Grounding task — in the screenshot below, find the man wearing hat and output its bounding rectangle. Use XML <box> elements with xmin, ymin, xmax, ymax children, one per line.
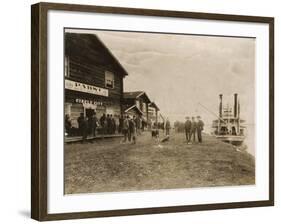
<box><xmin>190</xmin><ymin>117</ymin><xmax>197</xmax><ymax>142</ymax></box>
<box><xmin>184</xmin><ymin>116</ymin><xmax>192</xmax><ymax>143</ymax></box>
<box><xmin>197</xmin><ymin>116</ymin><xmax>204</xmax><ymax>143</ymax></box>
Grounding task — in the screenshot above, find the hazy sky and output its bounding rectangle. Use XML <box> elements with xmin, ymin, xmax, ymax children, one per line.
<box><xmin>66</xmin><ymin>29</ymin><xmax>256</xmax><ymax>128</ymax></box>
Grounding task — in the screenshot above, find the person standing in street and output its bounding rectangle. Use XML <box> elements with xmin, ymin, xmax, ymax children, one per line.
<box><xmin>87</xmin><ymin>114</ymin><xmax>93</xmax><ymax>136</ymax></box>
<box><xmin>92</xmin><ymin>112</ymin><xmax>98</xmax><ymax>137</ymax></box>
<box><xmin>190</xmin><ymin>117</ymin><xmax>197</xmax><ymax>143</ymax></box>
<box><xmin>100</xmin><ymin>113</ymin><xmax>106</xmax><ymax>135</ymax></box>
<box><xmin>106</xmin><ymin>114</ymin><xmax>111</xmax><ymax>134</ymax></box>
<box><xmin>165</xmin><ymin>118</ymin><xmax>171</xmax><ymax>136</ymax></box>
<box><xmin>184</xmin><ymin>116</ymin><xmax>192</xmax><ymax>143</ymax></box>
<box><xmin>122</xmin><ymin>115</ymin><xmax>129</xmax><ymax>142</ymax></box>
<box><xmin>197</xmin><ymin>116</ymin><xmax>204</xmax><ymax>143</ymax></box>
<box><xmin>65</xmin><ymin>114</ymin><xmax>72</xmax><ymax>136</ymax></box>
<box><xmin>77</xmin><ymin>113</ymin><xmax>85</xmax><ymax>136</ymax></box>
<box><xmin>129</xmin><ymin>116</ymin><xmax>136</xmax><ymax>144</ymax></box>
<box><xmin>81</xmin><ymin>116</ymin><xmax>88</xmax><ymax>143</ymax></box>
<box><xmin>119</xmin><ymin>115</ymin><xmax>123</xmax><ymax>134</ymax></box>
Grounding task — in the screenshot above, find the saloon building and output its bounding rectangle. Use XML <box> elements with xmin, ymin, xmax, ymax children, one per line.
<box><xmin>64</xmin><ymin>32</ymin><xmax>128</xmax><ymax>128</ymax></box>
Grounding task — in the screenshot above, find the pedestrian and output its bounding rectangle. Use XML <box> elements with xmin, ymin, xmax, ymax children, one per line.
<box><xmin>119</xmin><ymin>115</ymin><xmax>123</xmax><ymax>134</ymax></box>
<box><xmin>100</xmin><ymin>113</ymin><xmax>106</xmax><ymax>135</ymax></box>
<box><xmin>129</xmin><ymin>116</ymin><xmax>136</xmax><ymax>144</ymax></box>
<box><xmin>184</xmin><ymin>116</ymin><xmax>192</xmax><ymax>143</ymax></box>
<box><xmin>111</xmin><ymin>115</ymin><xmax>116</xmax><ymax>134</ymax></box>
<box><xmin>165</xmin><ymin>118</ymin><xmax>171</xmax><ymax>136</ymax></box>
<box><xmin>122</xmin><ymin>115</ymin><xmax>129</xmax><ymax>142</ymax></box>
<box><xmin>115</xmin><ymin>115</ymin><xmax>119</xmax><ymax>134</ymax></box>
<box><xmin>87</xmin><ymin>114</ymin><xmax>93</xmax><ymax>136</ymax></box>
<box><xmin>106</xmin><ymin>114</ymin><xmax>111</xmax><ymax>134</ymax></box>
<box><xmin>141</xmin><ymin>119</ymin><xmax>145</xmax><ymax>131</ymax></box>
<box><xmin>135</xmin><ymin>115</ymin><xmax>141</xmax><ymax>135</ymax></box>
<box><xmin>65</xmin><ymin>114</ymin><xmax>72</xmax><ymax>136</ymax></box>
<box><xmin>77</xmin><ymin>113</ymin><xmax>85</xmax><ymax>136</ymax></box>
<box><xmin>81</xmin><ymin>116</ymin><xmax>88</xmax><ymax>143</ymax></box>
<box><xmin>197</xmin><ymin>116</ymin><xmax>204</xmax><ymax>143</ymax></box>
<box><xmin>190</xmin><ymin>117</ymin><xmax>197</xmax><ymax>142</ymax></box>
<box><xmin>92</xmin><ymin>112</ymin><xmax>98</xmax><ymax>137</ymax></box>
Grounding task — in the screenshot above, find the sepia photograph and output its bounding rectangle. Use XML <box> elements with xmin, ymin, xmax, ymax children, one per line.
<box><xmin>63</xmin><ymin>28</ymin><xmax>256</xmax><ymax>195</ymax></box>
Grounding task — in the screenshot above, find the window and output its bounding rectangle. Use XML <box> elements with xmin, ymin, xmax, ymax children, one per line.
<box><xmin>105</xmin><ymin>71</ymin><xmax>114</xmax><ymax>89</ymax></box>
<box><xmin>64</xmin><ymin>56</ymin><xmax>70</xmax><ymax>77</ymax></box>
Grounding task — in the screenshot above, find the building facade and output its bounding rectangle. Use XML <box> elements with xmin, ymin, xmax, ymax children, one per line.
<box><xmin>64</xmin><ymin>32</ymin><xmax>128</xmax><ymax>129</ymax></box>
<box><xmin>123</xmin><ymin>91</ymin><xmax>151</xmax><ymax>122</ymax></box>
<box><xmin>123</xmin><ymin>91</ymin><xmax>161</xmax><ymax>129</ymax></box>
<box><xmin>148</xmin><ymin>102</ymin><xmax>159</xmax><ymax>125</ymax></box>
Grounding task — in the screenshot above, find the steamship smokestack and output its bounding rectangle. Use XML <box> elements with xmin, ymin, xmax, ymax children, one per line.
<box><xmin>219</xmin><ymin>94</ymin><xmax>223</xmax><ymax>118</ymax></box>
<box><xmin>234</xmin><ymin>93</ymin><xmax>238</xmax><ymax>118</ymax></box>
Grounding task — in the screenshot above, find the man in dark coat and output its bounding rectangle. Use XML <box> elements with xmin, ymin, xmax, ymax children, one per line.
<box><xmin>184</xmin><ymin>116</ymin><xmax>192</xmax><ymax>143</ymax></box>
<box><xmin>111</xmin><ymin>115</ymin><xmax>116</xmax><ymax>134</ymax></box>
<box><xmin>197</xmin><ymin>116</ymin><xmax>204</xmax><ymax>143</ymax></box>
<box><xmin>165</xmin><ymin>118</ymin><xmax>171</xmax><ymax>136</ymax></box>
<box><xmin>190</xmin><ymin>117</ymin><xmax>197</xmax><ymax>143</ymax></box>
<box><xmin>92</xmin><ymin>112</ymin><xmax>98</xmax><ymax>137</ymax></box>
<box><xmin>81</xmin><ymin>116</ymin><xmax>88</xmax><ymax>143</ymax></box>
<box><xmin>87</xmin><ymin>114</ymin><xmax>93</xmax><ymax>135</ymax></box>
<box><xmin>122</xmin><ymin>115</ymin><xmax>129</xmax><ymax>142</ymax></box>
<box><xmin>119</xmin><ymin>115</ymin><xmax>123</xmax><ymax>134</ymax></box>
<box><xmin>77</xmin><ymin>113</ymin><xmax>85</xmax><ymax>136</ymax></box>
<box><xmin>106</xmin><ymin>114</ymin><xmax>111</xmax><ymax>134</ymax></box>
<box><xmin>65</xmin><ymin>114</ymin><xmax>72</xmax><ymax>136</ymax></box>
<box><xmin>100</xmin><ymin>114</ymin><xmax>106</xmax><ymax>135</ymax></box>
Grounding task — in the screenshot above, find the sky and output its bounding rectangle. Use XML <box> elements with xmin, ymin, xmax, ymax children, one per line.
<box><xmin>66</xmin><ymin>29</ymin><xmax>256</xmax><ymax>130</ymax></box>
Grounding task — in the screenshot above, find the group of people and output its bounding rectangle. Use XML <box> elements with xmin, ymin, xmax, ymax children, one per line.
<box><xmin>65</xmin><ymin>112</ymin><xmax>122</xmax><ymax>141</ymax></box>
<box><xmin>184</xmin><ymin>116</ymin><xmax>204</xmax><ymax>143</ymax></box>
<box><xmin>65</xmin><ymin>112</ymin><xmax>205</xmax><ymax>144</ymax></box>
<box><xmin>65</xmin><ymin>112</ymin><xmax>146</xmax><ymax>143</ymax></box>
<box><xmin>121</xmin><ymin>115</ymin><xmax>142</xmax><ymax>144</ymax></box>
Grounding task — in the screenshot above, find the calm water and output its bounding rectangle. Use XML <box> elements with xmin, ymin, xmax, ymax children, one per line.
<box><xmin>205</xmin><ymin>124</ymin><xmax>255</xmax><ymax>157</ymax></box>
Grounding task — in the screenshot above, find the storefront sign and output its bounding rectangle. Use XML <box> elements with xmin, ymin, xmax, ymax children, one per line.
<box><xmin>75</xmin><ymin>98</ymin><xmax>103</xmax><ymax>106</ymax></box>
<box><xmin>65</xmin><ymin>79</ymin><xmax>108</xmax><ymax>97</ymax></box>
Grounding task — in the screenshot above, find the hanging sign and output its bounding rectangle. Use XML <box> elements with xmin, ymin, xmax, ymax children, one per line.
<box><xmin>65</xmin><ymin>79</ymin><xmax>108</xmax><ymax>97</ymax></box>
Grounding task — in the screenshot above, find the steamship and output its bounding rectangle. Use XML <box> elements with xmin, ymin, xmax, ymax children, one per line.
<box><xmin>212</xmin><ymin>94</ymin><xmax>246</xmax><ymax>146</ymax></box>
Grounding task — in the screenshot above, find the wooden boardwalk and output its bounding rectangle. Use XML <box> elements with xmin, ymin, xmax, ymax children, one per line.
<box><xmin>65</xmin><ymin>134</ymin><xmax>123</xmax><ymax>143</ymax></box>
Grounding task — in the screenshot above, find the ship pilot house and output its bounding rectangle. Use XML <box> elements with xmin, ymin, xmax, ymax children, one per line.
<box><xmin>212</xmin><ymin>93</ymin><xmax>246</xmax><ymax>145</ymax></box>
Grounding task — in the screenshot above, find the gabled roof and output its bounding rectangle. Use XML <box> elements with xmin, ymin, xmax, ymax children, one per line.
<box><xmin>123</xmin><ymin>91</ymin><xmax>151</xmax><ymax>103</ymax></box>
<box><xmin>123</xmin><ymin>91</ymin><xmax>144</xmax><ymax>99</ymax></box>
<box><xmin>148</xmin><ymin>102</ymin><xmax>159</xmax><ymax>111</ymax></box>
<box><xmin>124</xmin><ymin>105</ymin><xmax>144</xmax><ymax>115</ymax></box>
<box><xmin>65</xmin><ymin>32</ymin><xmax>128</xmax><ymax>77</ymax></box>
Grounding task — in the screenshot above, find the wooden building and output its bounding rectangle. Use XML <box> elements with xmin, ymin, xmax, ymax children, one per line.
<box><xmin>64</xmin><ymin>32</ymin><xmax>128</xmax><ymax>128</ymax></box>
<box><xmin>148</xmin><ymin>102</ymin><xmax>159</xmax><ymax>125</ymax></box>
<box><xmin>122</xmin><ymin>91</ymin><xmax>160</xmax><ymax>129</ymax></box>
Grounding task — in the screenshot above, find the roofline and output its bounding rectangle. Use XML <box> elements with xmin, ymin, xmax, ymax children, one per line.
<box><xmin>66</xmin><ymin>32</ymin><xmax>128</xmax><ymax>77</ymax></box>
<box><xmin>148</xmin><ymin>102</ymin><xmax>159</xmax><ymax>111</ymax></box>
<box><xmin>94</xmin><ymin>35</ymin><xmax>129</xmax><ymax>76</ymax></box>
<box><xmin>124</xmin><ymin>104</ymin><xmax>144</xmax><ymax>115</ymax></box>
<box><xmin>124</xmin><ymin>91</ymin><xmax>152</xmax><ymax>103</ymax></box>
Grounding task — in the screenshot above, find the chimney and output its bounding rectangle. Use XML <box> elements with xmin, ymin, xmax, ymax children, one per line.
<box><xmin>234</xmin><ymin>93</ymin><xmax>238</xmax><ymax>118</ymax></box>
<box><xmin>219</xmin><ymin>94</ymin><xmax>223</xmax><ymax>117</ymax></box>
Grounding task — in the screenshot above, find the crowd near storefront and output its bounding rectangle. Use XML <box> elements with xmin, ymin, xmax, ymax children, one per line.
<box><xmin>64</xmin><ymin>32</ymin><xmax>163</xmax><ymax>141</ymax></box>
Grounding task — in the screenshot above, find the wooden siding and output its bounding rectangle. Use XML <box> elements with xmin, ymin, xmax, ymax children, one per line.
<box><xmin>65</xmin><ymin>33</ymin><xmax>125</xmax><ymax>101</ymax></box>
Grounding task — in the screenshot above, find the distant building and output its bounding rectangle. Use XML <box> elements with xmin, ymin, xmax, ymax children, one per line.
<box><xmin>64</xmin><ymin>33</ymin><xmax>128</xmax><ymax>128</ymax></box>
<box><xmin>123</xmin><ymin>91</ymin><xmax>161</xmax><ymax>129</ymax></box>
<box><xmin>123</xmin><ymin>91</ymin><xmax>151</xmax><ymax>122</ymax></box>
<box><xmin>148</xmin><ymin>102</ymin><xmax>160</xmax><ymax>125</ymax></box>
